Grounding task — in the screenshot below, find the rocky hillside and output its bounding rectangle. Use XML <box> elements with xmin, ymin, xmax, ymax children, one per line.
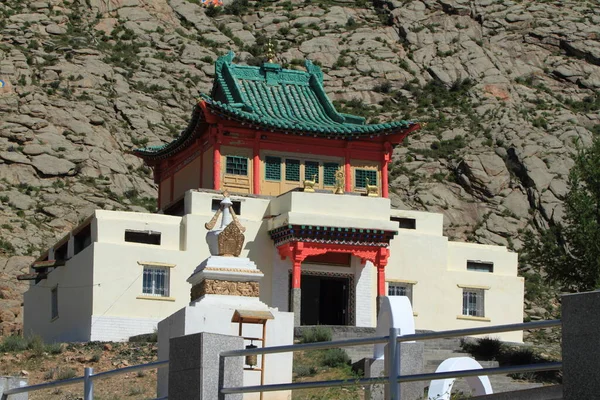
<box><xmin>0</xmin><ymin>0</ymin><xmax>598</xmax><ymax>334</ymax></box>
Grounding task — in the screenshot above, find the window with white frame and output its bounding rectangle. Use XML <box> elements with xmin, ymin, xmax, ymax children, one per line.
<box><xmin>462</xmin><ymin>288</ymin><xmax>485</xmax><ymax>317</ymax></box>
<box><xmin>142</xmin><ymin>266</ymin><xmax>170</xmax><ymax>297</ymax></box>
<box><xmin>388</xmin><ymin>282</ymin><xmax>413</xmax><ymax>304</ymax></box>
<box><xmin>51</xmin><ymin>286</ymin><xmax>58</xmax><ymax>320</ymax></box>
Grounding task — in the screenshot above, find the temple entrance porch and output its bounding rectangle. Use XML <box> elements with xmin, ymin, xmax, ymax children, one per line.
<box><xmin>290</xmin><ymin>273</ymin><xmax>352</xmax><ymax>326</ymax></box>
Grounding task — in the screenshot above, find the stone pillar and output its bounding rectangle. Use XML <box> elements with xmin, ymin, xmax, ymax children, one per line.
<box><xmin>291</xmin><ymin>288</ymin><xmax>301</xmax><ymax>327</ymax></box>
<box><xmin>291</xmin><ymin>260</ymin><xmax>302</xmax><ymax>326</ymax></box>
<box><xmin>562</xmin><ymin>290</ymin><xmax>600</xmax><ymax>400</ymax></box>
<box><xmin>0</xmin><ymin>376</ymin><xmax>28</xmax><ymax>400</ymax></box>
<box><xmin>168</xmin><ymin>332</ymin><xmax>243</xmax><ymax>400</ymax></box>
<box><xmin>360</xmin><ymin>342</ymin><xmax>424</xmax><ymax>400</ymax></box>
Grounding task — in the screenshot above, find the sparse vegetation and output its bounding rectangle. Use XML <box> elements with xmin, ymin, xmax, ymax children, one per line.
<box><xmin>299</xmin><ymin>326</ymin><xmax>332</xmax><ymax>343</ymax></box>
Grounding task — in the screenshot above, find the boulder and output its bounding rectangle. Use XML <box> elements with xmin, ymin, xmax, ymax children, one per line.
<box><xmin>31</xmin><ymin>154</ymin><xmax>76</xmax><ymax>176</ymax></box>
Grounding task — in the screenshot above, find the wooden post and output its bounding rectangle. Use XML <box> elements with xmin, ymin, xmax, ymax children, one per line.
<box><xmin>253</xmin><ymin>135</ymin><xmax>260</xmax><ymax>195</ymax></box>
<box><xmin>213</xmin><ymin>136</ymin><xmax>221</xmax><ymax>191</ymax></box>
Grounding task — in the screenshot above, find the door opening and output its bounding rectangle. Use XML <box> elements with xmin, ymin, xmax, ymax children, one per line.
<box><xmin>292</xmin><ymin>274</ymin><xmax>350</xmax><ymax>326</ymax></box>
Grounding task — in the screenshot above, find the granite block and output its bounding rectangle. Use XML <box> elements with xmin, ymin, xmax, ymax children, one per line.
<box><xmin>169</xmin><ymin>332</ymin><xmax>244</xmax><ymax>400</ymax></box>
<box><xmin>562</xmin><ymin>291</ymin><xmax>600</xmax><ymax>400</ymax></box>
<box><xmin>0</xmin><ymin>377</ymin><xmax>28</xmax><ymax>400</ymax></box>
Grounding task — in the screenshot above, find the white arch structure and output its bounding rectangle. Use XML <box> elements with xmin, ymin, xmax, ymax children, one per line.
<box><xmin>373</xmin><ymin>296</ymin><xmax>415</xmax><ymax>360</ymax></box>
<box><xmin>427</xmin><ymin>357</ymin><xmax>493</xmax><ymax>400</ymax></box>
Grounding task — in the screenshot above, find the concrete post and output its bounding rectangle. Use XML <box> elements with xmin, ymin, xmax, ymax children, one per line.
<box><xmin>168</xmin><ymin>332</ymin><xmax>244</xmax><ymax>400</ymax></box>
<box><xmin>561</xmin><ymin>290</ymin><xmax>600</xmax><ymax>400</ymax></box>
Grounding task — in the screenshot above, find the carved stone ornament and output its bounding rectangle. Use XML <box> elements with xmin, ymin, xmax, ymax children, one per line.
<box><xmin>191</xmin><ymin>279</ymin><xmax>260</xmax><ymax>301</ymax></box>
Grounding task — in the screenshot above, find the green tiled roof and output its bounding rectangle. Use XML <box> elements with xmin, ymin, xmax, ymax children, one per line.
<box><xmin>134</xmin><ymin>51</ymin><xmax>418</xmax><ymax>158</ymax></box>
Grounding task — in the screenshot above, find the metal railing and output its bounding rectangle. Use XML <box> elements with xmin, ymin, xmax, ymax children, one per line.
<box><xmin>0</xmin><ymin>359</ymin><xmax>168</xmax><ymax>400</ymax></box>
<box><xmin>220</xmin><ymin>319</ymin><xmax>562</xmax><ymax>399</ymax></box>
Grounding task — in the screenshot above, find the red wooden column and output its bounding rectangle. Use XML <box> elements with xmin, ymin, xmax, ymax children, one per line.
<box><xmin>344</xmin><ymin>144</ymin><xmax>352</xmax><ymax>192</ymax></box>
<box><xmin>253</xmin><ymin>133</ymin><xmax>260</xmax><ymax>194</ymax></box>
<box><xmin>375</xmin><ymin>247</ymin><xmax>390</xmax><ymax>315</ymax></box>
<box><xmin>377</xmin><ymin>266</ymin><xmax>386</xmax><ymax>297</ymax></box>
<box><xmin>292</xmin><ymin>260</ymin><xmax>302</xmax><ymax>289</ymax></box>
<box><xmin>382</xmin><ymin>142</ymin><xmax>392</xmax><ymax>198</ymax></box>
<box><xmin>213</xmin><ymin>134</ymin><xmax>221</xmax><ymax>191</ymax></box>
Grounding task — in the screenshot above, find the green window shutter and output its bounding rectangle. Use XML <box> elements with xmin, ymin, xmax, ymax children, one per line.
<box><xmin>285</xmin><ymin>159</ymin><xmax>300</xmax><ymax>182</ymax></box>
<box><xmin>265</xmin><ymin>156</ymin><xmax>281</xmax><ymax>181</ymax></box>
<box><xmin>305</xmin><ymin>161</ymin><xmax>319</xmax><ymax>183</ymax></box>
<box><xmin>355</xmin><ymin>169</ymin><xmax>377</xmax><ymax>188</ymax></box>
<box><xmin>323</xmin><ymin>163</ymin><xmax>339</xmax><ymax>186</ymax></box>
<box><xmin>225</xmin><ymin>156</ymin><xmax>248</xmax><ymax>176</ymax></box>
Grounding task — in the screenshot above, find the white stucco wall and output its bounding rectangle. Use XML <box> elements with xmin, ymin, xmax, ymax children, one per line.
<box><xmin>23</xmin><ymin>246</ymin><xmax>94</xmax><ymax>343</ymax></box>
<box><xmin>24</xmin><ymin>190</ymin><xmax>525</xmax><ymax>344</ymax></box>
<box><xmin>385</xmin><ymin>222</ymin><xmax>524</xmax><ymax>342</ymax></box>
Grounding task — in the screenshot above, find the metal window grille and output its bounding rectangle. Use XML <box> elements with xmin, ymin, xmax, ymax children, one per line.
<box><xmin>51</xmin><ymin>287</ymin><xmax>58</xmax><ymax>319</ymax></box>
<box><xmin>265</xmin><ymin>156</ymin><xmax>281</xmax><ymax>181</ymax></box>
<box><xmin>305</xmin><ymin>161</ymin><xmax>320</xmax><ymax>183</ymax></box>
<box><xmin>226</xmin><ymin>156</ymin><xmax>248</xmax><ymax>176</ymax></box>
<box><xmin>285</xmin><ymin>159</ymin><xmax>300</xmax><ymax>182</ymax></box>
<box><xmin>323</xmin><ymin>163</ymin><xmax>339</xmax><ymax>186</ymax></box>
<box><xmin>388</xmin><ymin>283</ymin><xmax>413</xmax><ymax>304</ymax></box>
<box><xmin>355</xmin><ymin>169</ymin><xmax>378</xmax><ymax>188</ymax></box>
<box><xmin>462</xmin><ymin>288</ymin><xmax>485</xmax><ymax>317</ymax></box>
<box><xmin>143</xmin><ymin>267</ymin><xmax>169</xmax><ymax>297</ymax></box>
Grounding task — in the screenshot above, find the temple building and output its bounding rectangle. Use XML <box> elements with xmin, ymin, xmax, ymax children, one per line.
<box><xmin>22</xmin><ymin>52</ymin><xmax>525</xmax><ymax>343</ymax></box>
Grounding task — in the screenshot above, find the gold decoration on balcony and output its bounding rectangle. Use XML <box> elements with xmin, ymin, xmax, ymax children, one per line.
<box><xmin>365</xmin><ymin>177</ymin><xmax>378</xmax><ymax>197</ymax></box>
<box><xmin>333</xmin><ymin>168</ymin><xmax>344</xmax><ymax>195</ymax></box>
<box><xmin>303</xmin><ymin>174</ymin><xmax>317</xmax><ymax>193</ymax></box>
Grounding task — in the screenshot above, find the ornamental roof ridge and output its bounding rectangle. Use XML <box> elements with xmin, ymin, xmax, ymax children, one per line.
<box><xmin>133</xmin><ymin>51</ymin><xmax>421</xmax><ymax>159</ymax></box>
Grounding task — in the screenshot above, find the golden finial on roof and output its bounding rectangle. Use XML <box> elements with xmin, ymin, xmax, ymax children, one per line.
<box><xmin>266</xmin><ymin>39</ymin><xmax>276</xmax><ymax>63</ymax></box>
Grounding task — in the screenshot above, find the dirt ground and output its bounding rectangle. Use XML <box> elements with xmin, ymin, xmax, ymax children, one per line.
<box><xmin>0</xmin><ymin>342</ymin><xmax>158</xmax><ymax>400</ymax></box>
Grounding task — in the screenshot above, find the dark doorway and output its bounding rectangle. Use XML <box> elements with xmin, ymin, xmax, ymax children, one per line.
<box><xmin>297</xmin><ymin>275</ymin><xmax>349</xmax><ymax>326</ymax></box>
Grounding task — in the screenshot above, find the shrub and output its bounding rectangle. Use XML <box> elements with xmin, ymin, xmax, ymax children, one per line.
<box><xmin>460</xmin><ymin>337</ymin><xmax>502</xmax><ymax>360</ymax></box>
<box><xmin>28</xmin><ymin>335</ymin><xmax>46</xmax><ymax>356</ymax></box>
<box><xmin>56</xmin><ymin>367</ymin><xmax>77</xmax><ymax>380</ymax></box>
<box><xmin>205</xmin><ymin>5</ymin><xmax>221</xmax><ymax>17</ymax></box>
<box><xmin>321</xmin><ymin>348</ymin><xmax>350</xmax><ymax>367</ymax></box>
<box><xmin>300</xmin><ymin>326</ymin><xmax>332</xmax><ymax>343</ymax></box>
<box><xmin>373</xmin><ymin>80</ymin><xmax>392</xmax><ymax>93</ymax></box>
<box><xmin>128</xmin><ymin>385</ymin><xmax>144</xmax><ymax>396</ymax></box>
<box><xmin>45</xmin><ymin>343</ymin><xmax>64</xmax><ymax>355</ymax></box>
<box><xmin>0</xmin><ymin>335</ymin><xmax>28</xmax><ymax>352</ymax></box>
<box><xmin>293</xmin><ymin>364</ymin><xmax>317</xmax><ymax>377</ymax></box>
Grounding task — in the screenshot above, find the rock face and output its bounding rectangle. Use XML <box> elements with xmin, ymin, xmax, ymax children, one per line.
<box><xmin>0</xmin><ymin>0</ymin><xmax>598</xmax><ymax>331</ymax></box>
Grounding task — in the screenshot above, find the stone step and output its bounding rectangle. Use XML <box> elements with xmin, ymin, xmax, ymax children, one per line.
<box><xmin>424</xmin><ymin>359</ymin><xmax>499</xmax><ymax>373</ymax></box>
